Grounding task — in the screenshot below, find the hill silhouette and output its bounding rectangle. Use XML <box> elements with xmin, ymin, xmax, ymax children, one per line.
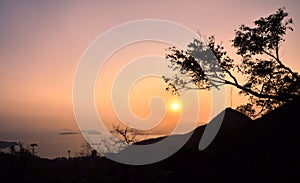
<box><xmin>1</xmin><ymin>100</ymin><xmax>300</xmax><ymax>182</ymax></box>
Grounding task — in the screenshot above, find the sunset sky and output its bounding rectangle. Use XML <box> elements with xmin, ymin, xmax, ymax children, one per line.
<box><xmin>0</xmin><ymin>0</ymin><xmax>299</xmax><ymax>157</ymax></box>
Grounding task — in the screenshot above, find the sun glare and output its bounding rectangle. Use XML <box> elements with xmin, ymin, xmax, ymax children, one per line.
<box><xmin>170</xmin><ymin>102</ymin><xmax>181</xmax><ymax>111</ymax></box>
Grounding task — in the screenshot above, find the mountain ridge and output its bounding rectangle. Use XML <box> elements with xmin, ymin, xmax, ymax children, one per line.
<box><xmin>1</xmin><ymin>99</ymin><xmax>300</xmax><ymax>182</ymax></box>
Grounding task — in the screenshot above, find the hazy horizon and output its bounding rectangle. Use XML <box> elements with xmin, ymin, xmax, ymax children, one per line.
<box><xmin>1</xmin><ymin>0</ymin><xmax>300</xmax><ymax>158</ymax></box>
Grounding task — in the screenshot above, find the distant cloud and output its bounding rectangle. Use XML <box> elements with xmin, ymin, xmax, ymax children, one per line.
<box><xmin>57</xmin><ymin>129</ymin><xmax>102</xmax><ymax>135</ymax></box>
<box><xmin>58</xmin><ymin>132</ymin><xmax>79</xmax><ymax>135</ymax></box>
<box><xmin>57</xmin><ymin>129</ymin><xmax>79</xmax><ymax>135</ymax></box>
<box><xmin>80</xmin><ymin>130</ymin><xmax>102</xmax><ymax>135</ymax></box>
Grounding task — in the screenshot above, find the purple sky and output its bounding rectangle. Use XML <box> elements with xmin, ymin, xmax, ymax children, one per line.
<box><xmin>0</xmin><ymin>0</ymin><xmax>299</xmax><ymax>157</ymax></box>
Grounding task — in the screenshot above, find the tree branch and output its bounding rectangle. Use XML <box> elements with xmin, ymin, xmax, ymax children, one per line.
<box><xmin>262</xmin><ymin>50</ymin><xmax>299</xmax><ymax>80</ymax></box>
<box><xmin>210</xmin><ymin>46</ymin><xmax>239</xmax><ymax>85</ymax></box>
<box><xmin>225</xmin><ymin>80</ymin><xmax>297</xmax><ymax>101</ymax></box>
<box><xmin>224</xmin><ymin>68</ymin><xmax>239</xmax><ymax>85</ymax></box>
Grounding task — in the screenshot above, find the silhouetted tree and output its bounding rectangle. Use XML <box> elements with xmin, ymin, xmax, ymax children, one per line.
<box><xmin>18</xmin><ymin>141</ymin><xmax>30</xmax><ymax>154</ymax></box>
<box><xmin>9</xmin><ymin>145</ymin><xmax>15</xmax><ymax>155</ymax></box>
<box><xmin>91</xmin><ymin>149</ymin><xmax>98</xmax><ymax>158</ymax></box>
<box><xmin>67</xmin><ymin>150</ymin><xmax>71</xmax><ymax>159</ymax></box>
<box><xmin>163</xmin><ymin>8</ymin><xmax>300</xmax><ymax>118</ymax></box>
<box><xmin>111</xmin><ymin>124</ymin><xmax>142</xmax><ymax>145</ymax></box>
<box><xmin>30</xmin><ymin>143</ymin><xmax>38</xmax><ymax>155</ymax></box>
<box><xmin>78</xmin><ymin>142</ymin><xmax>93</xmax><ymax>157</ymax></box>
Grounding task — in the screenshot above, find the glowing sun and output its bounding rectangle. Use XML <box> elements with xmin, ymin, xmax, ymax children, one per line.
<box><xmin>170</xmin><ymin>102</ymin><xmax>181</xmax><ymax>111</ymax></box>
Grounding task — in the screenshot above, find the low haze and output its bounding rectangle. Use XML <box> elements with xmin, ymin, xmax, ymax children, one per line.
<box><xmin>1</xmin><ymin>0</ymin><xmax>299</xmax><ymax>158</ymax></box>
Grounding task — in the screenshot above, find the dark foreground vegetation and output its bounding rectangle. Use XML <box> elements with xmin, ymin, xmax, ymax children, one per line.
<box><xmin>1</xmin><ymin>98</ymin><xmax>300</xmax><ymax>183</ymax></box>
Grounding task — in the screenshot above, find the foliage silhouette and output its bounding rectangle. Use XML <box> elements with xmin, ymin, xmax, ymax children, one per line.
<box><xmin>163</xmin><ymin>8</ymin><xmax>300</xmax><ymax>118</ymax></box>
<box><xmin>30</xmin><ymin>143</ymin><xmax>38</xmax><ymax>155</ymax></box>
<box><xmin>9</xmin><ymin>145</ymin><xmax>15</xmax><ymax>155</ymax></box>
<box><xmin>78</xmin><ymin>142</ymin><xmax>93</xmax><ymax>157</ymax></box>
<box><xmin>111</xmin><ymin>124</ymin><xmax>143</xmax><ymax>145</ymax></box>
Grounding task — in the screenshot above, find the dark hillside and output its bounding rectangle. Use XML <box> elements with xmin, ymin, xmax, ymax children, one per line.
<box><xmin>1</xmin><ymin>100</ymin><xmax>300</xmax><ymax>182</ymax></box>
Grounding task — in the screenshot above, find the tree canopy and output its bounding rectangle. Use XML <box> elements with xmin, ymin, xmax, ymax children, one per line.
<box><xmin>163</xmin><ymin>8</ymin><xmax>300</xmax><ymax>118</ymax></box>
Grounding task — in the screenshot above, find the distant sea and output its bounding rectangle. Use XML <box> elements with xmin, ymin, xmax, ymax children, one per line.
<box><xmin>0</xmin><ymin>129</ymin><xmax>182</xmax><ymax>159</ymax></box>
<box><xmin>0</xmin><ymin>130</ymin><xmax>86</xmax><ymax>159</ymax></box>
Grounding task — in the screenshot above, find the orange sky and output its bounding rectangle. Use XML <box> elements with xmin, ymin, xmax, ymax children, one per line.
<box><xmin>0</xmin><ymin>0</ymin><xmax>299</xmax><ymax>139</ymax></box>
<box><xmin>95</xmin><ymin>41</ymin><xmax>212</xmax><ymax>136</ymax></box>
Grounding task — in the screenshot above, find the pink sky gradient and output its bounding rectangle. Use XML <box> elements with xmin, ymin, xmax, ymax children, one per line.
<box><xmin>0</xmin><ymin>0</ymin><xmax>299</xmax><ymax>157</ymax></box>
